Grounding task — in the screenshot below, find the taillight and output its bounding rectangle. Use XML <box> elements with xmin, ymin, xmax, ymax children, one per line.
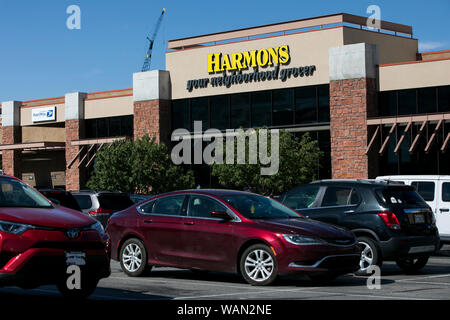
<box><xmin>89</xmin><ymin>207</ymin><xmax>113</xmax><ymax>216</ymax></box>
<box><xmin>378</xmin><ymin>211</ymin><xmax>401</xmax><ymax>230</ymax></box>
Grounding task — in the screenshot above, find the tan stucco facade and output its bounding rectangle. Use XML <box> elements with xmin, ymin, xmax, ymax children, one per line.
<box><xmin>84</xmin><ymin>95</ymin><xmax>133</xmax><ymax>119</ymax></box>
<box><xmin>379</xmin><ymin>59</ymin><xmax>450</xmax><ymax>91</ymax></box>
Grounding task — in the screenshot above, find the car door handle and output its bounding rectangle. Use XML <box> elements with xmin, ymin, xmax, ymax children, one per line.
<box><xmin>184</xmin><ymin>221</ymin><xmax>195</xmax><ymax>225</ymax></box>
<box><xmin>440</xmin><ymin>208</ymin><xmax>450</xmax><ymax>212</ymax></box>
<box><xmin>143</xmin><ymin>219</ymin><xmax>153</xmax><ymax>224</ymax></box>
<box><xmin>344</xmin><ymin>210</ymin><xmax>355</xmax><ymax>215</ymax></box>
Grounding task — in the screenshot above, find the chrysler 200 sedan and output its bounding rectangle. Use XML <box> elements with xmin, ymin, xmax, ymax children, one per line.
<box><xmin>107</xmin><ymin>190</ymin><xmax>361</xmax><ymax>285</ymax></box>
<box><xmin>0</xmin><ymin>174</ymin><xmax>111</xmax><ymax>298</ymax></box>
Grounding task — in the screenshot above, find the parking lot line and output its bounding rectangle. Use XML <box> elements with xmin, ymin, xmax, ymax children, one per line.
<box><xmin>397</xmin><ymin>273</ymin><xmax>450</xmax><ymax>283</ymax></box>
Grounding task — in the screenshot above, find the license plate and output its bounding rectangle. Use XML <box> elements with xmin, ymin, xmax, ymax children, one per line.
<box><xmin>414</xmin><ymin>214</ymin><xmax>425</xmax><ymax>224</ymax></box>
<box><xmin>65</xmin><ymin>252</ymin><xmax>86</xmax><ymax>266</ymax></box>
<box><xmin>408</xmin><ymin>245</ymin><xmax>435</xmax><ymax>254</ymax></box>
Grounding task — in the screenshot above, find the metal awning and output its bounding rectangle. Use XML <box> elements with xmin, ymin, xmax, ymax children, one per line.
<box><xmin>0</xmin><ymin>142</ymin><xmax>66</xmax><ymax>151</ymax></box>
<box><xmin>67</xmin><ymin>136</ymin><xmax>130</xmax><ymax>169</ymax></box>
<box><xmin>366</xmin><ymin>113</ymin><xmax>450</xmax><ymax>155</ymax></box>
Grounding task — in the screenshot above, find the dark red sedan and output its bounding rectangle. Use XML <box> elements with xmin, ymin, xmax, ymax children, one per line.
<box><xmin>107</xmin><ymin>190</ymin><xmax>361</xmax><ymax>285</ymax></box>
<box><xmin>0</xmin><ymin>174</ymin><xmax>110</xmax><ymax>298</ymax></box>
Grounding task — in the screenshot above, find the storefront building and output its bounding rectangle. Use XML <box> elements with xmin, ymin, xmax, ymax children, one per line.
<box><xmin>1</xmin><ymin>13</ymin><xmax>449</xmax><ymax>190</ymax></box>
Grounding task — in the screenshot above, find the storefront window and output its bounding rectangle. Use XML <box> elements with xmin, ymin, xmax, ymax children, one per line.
<box><xmin>272</xmin><ymin>89</ymin><xmax>294</xmax><ymax>126</ymax></box>
<box><xmin>379</xmin><ymin>91</ymin><xmax>397</xmax><ymax>116</ymax></box>
<box><xmin>295</xmin><ymin>86</ymin><xmax>317</xmax><ymax>124</ymax></box>
<box><xmin>85</xmin><ymin>115</ymin><xmax>133</xmax><ymax>139</ymax></box>
<box><xmin>230</xmin><ymin>93</ymin><xmax>250</xmax><ymax>129</ymax></box>
<box><xmin>191</xmin><ymin>97</ymin><xmax>209</xmax><ymax>131</ymax></box>
<box><xmin>210</xmin><ymin>95</ymin><xmax>229</xmax><ymax>130</ymax></box>
<box><xmin>317</xmin><ymin>85</ymin><xmax>330</xmax><ymax>122</ymax></box>
<box><xmin>398</xmin><ymin>89</ymin><xmax>417</xmax><ymax>115</ymax></box>
<box><xmin>251</xmin><ymin>91</ymin><xmax>272</xmax><ymax>128</ymax></box>
<box><xmin>418</xmin><ymin>87</ymin><xmax>437</xmax><ymax>114</ymax></box>
<box><xmin>172</xmin><ymin>99</ymin><xmax>190</xmax><ymax>131</ymax></box>
<box><xmin>438</xmin><ymin>85</ymin><xmax>450</xmax><ymax>113</ymax></box>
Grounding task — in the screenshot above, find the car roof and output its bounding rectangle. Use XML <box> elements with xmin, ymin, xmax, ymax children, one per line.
<box><xmin>156</xmin><ymin>189</ymin><xmax>257</xmax><ymax>198</ymax></box>
<box><xmin>377</xmin><ymin>175</ymin><xmax>450</xmax><ymax>180</ymax></box>
<box><xmin>310</xmin><ymin>179</ymin><xmax>406</xmax><ymax>187</ymax></box>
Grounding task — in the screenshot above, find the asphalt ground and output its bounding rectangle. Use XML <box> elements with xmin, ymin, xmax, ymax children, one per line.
<box><xmin>1</xmin><ymin>246</ymin><xmax>450</xmax><ymax>301</ymax></box>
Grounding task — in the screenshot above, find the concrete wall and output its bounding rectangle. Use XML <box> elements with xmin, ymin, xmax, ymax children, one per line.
<box><xmin>84</xmin><ymin>95</ymin><xmax>134</xmax><ymax>119</ymax></box>
<box><xmin>342</xmin><ymin>27</ymin><xmax>418</xmax><ymax>64</ymax></box>
<box><xmin>22</xmin><ymin>126</ymin><xmax>65</xmax><ymax>143</ymax></box>
<box><xmin>379</xmin><ymin>59</ymin><xmax>450</xmax><ymax>91</ymax></box>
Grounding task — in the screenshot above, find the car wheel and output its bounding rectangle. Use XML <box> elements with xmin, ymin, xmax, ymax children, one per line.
<box><xmin>240</xmin><ymin>244</ymin><xmax>278</xmax><ymax>286</ymax></box>
<box><xmin>355</xmin><ymin>236</ymin><xmax>382</xmax><ymax>276</ymax></box>
<box><xmin>396</xmin><ymin>256</ymin><xmax>429</xmax><ymax>273</ymax></box>
<box><xmin>120</xmin><ymin>238</ymin><xmax>150</xmax><ymax>277</ymax></box>
<box><xmin>56</xmin><ymin>276</ymin><xmax>98</xmax><ymax>299</ymax></box>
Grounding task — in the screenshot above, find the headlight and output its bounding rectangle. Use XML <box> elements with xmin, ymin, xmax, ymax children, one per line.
<box><xmin>0</xmin><ymin>220</ymin><xmax>34</xmax><ymax>235</ymax></box>
<box><xmin>282</xmin><ymin>234</ymin><xmax>326</xmax><ymax>245</ymax></box>
<box><xmin>86</xmin><ymin>221</ymin><xmax>105</xmax><ymax>236</ymax></box>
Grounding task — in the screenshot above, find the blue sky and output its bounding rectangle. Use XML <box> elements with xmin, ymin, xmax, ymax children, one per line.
<box><xmin>0</xmin><ymin>0</ymin><xmax>449</xmax><ymax>102</ymax></box>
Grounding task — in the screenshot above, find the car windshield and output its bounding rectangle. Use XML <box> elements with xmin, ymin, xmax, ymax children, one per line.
<box><xmin>0</xmin><ymin>177</ymin><xmax>52</xmax><ymax>208</ymax></box>
<box><xmin>221</xmin><ymin>193</ymin><xmax>301</xmax><ymax>220</ymax></box>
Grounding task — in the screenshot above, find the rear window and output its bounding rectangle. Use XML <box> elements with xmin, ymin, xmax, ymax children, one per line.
<box><xmin>377</xmin><ymin>187</ymin><xmax>427</xmax><ymax>206</ymax></box>
<box><xmin>74</xmin><ymin>194</ymin><xmax>93</xmax><ymax>210</ymax></box>
<box><xmin>411</xmin><ymin>181</ymin><xmax>435</xmax><ymax>201</ymax></box>
<box><xmin>98</xmin><ymin>194</ymin><xmax>134</xmax><ymax>210</ymax></box>
<box><xmin>443</xmin><ymin>183</ymin><xmax>450</xmax><ymax>202</ymax></box>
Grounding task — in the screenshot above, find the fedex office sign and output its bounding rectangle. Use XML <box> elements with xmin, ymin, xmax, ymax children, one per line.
<box><xmin>32</xmin><ymin>106</ymin><xmax>56</xmax><ymax>123</ymax></box>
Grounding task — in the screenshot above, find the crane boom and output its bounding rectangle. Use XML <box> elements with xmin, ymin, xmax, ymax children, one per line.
<box><xmin>142</xmin><ymin>8</ymin><xmax>166</xmax><ymax>72</ymax></box>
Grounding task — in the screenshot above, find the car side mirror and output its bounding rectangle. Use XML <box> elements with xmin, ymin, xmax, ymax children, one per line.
<box><xmin>48</xmin><ymin>198</ymin><xmax>60</xmax><ymax>206</ymax></box>
<box><xmin>210</xmin><ymin>211</ymin><xmax>231</xmax><ymax>220</ymax></box>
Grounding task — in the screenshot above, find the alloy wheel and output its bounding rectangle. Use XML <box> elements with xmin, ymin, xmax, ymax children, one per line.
<box><xmin>359</xmin><ymin>241</ymin><xmax>374</xmax><ymax>271</ymax></box>
<box><xmin>122</xmin><ymin>243</ymin><xmax>143</xmax><ymax>273</ymax></box>
<box><xmin>244</xmin><ymin>249</ymin><xmax>275</xmax><ymax>282</ymax></box>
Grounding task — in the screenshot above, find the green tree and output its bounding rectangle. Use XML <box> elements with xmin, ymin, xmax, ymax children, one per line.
<box><xmin>87</xmin><ymin>135</ymin><xmax>194</xmax><ymax>194</ymax></box>
<box><xmin>211</xmin><ymin>130</ymin><xmax>322</xmax><ymax>196</ymax></box>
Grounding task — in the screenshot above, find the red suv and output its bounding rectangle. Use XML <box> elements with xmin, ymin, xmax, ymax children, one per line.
<box><xmin>107</xmin><ymin>190</ymin><xmax>361</xmax><ymax>285</ymax></box>
<box><xmin>0</xmin><ymin>174</ymin><xmax>110</xmax><ymax>298</ymax></box>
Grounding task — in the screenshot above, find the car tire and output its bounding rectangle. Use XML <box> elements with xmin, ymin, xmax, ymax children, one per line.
<box><xmin>355</xmin><ymin>236</ymin><xmax>382</xmax><ymax>276</ymax></box>
<box><xmin>120</xmin><ymin>238</ymin><xmax>151</xmax><ymax>277</ymax></box>
<box><xmin>395</xmin><ymin>256</ymin><xmax>429</xmax><ymax>273</ymax></box>
<box><xmin>240</xmin><ymin>244</ymin><xmax>278</xmax><ymax>286</ymax></box>
<box><xmin>56</xmin><ymin>276</ymin><xmax>98</xmax><ymax>299</ymax></box>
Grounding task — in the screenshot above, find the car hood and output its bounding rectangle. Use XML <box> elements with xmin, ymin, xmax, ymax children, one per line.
<box><xmin>254</xmin><ymin>218</ymin><xmax>354</xmax><ymax>240</ymax></box>
<box><xmin>0</xmin><ymin>206</ymin><xmax>96</xmax><ymax>229</ymax></box>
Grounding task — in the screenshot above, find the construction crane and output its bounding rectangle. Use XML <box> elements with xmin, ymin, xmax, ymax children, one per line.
<box><xmin>142</xmin><ymin>8</ymin><xmax>166</xmax><ymax>72</ymax></box>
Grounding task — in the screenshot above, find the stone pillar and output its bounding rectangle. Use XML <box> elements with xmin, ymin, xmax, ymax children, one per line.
<box><xmin>65</xmin><ymin>92</ymin><xmax>86</xmax><ymax>191</ymax></box>
<box><xmin>133</xmin><ymin>70</ymin><xmax>171</xmax><ymax>145</ymax></box>
<box><xmin>1</xmin><ymin>101</ymin><xmax>22</xmax><ymax>177</ymax></box>
<box><xmin>328</xmin><ymin>43</ymin><xmax>378</xmax><ymax>179</ymax></box>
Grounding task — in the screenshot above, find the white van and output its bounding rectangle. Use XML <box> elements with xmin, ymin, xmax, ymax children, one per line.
<box><xmin>376</xmin><ymin>175</ymin><xmax>450</xmax><ymax>244</ymax></box>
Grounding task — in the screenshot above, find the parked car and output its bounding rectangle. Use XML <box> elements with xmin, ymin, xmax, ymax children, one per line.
<box><xmin>107</xmin><ymin>189</ymin><xmax>361</xmax><ymax>286</ymax></box>
<box><xmin>72</xmin><ymin>191</ymin><xmax>135</xmax><ymax>228</ymax></box>
<box><xmin>38</xmin><ymin>189</ymin><xmax>82</xmax><ymax>212</ymax></box>
<box><xmin>0</xmin><ymin>173</ymin><xmax>110</xmax><ymax>298</ymax></box>
<box><xmin>278</xmin><ymin>180</ymin><xmax>440</xmax><ymax>275</ymax></box>
<box><xmin>377</xmin><ymin>175</ymin><xmax>450</xmax><ymax>245</ymax></box>
<box><xmin>130</xmin><ymin>194</ymin><xmax>153</xmax><ymax>204</ymax></box>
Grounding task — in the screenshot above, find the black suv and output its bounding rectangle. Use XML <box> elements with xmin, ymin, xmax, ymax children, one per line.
<box><xmin>279</xmin><ymin>180</ymin><xmax>440</xmax><ymax>275</ymax></box>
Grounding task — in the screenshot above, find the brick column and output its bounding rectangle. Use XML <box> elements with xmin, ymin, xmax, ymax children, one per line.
<box><xmin>1</xmin><ymin>101</ymin><xmax>22</xmax><ymax>177</ymax></box>
<box><xmin>328</xmin><ymin>43</ymin><xmax>378</xmax><ymax>179</ymax></box>
<box><xmin>133</xmin><ymin>70</ymin><xmax>171</xmax><ymax>145</ymax></box>
<box><xmin>65</xmin><ymin>92</ymin><xmax>86</xmax><ymax>191</ymax></box>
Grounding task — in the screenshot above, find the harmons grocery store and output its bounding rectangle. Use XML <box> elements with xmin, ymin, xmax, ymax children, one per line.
<box><xmin>1</xmin><ymin>13</ymin><xmax>450</xmax><ymax>190</ymax></box>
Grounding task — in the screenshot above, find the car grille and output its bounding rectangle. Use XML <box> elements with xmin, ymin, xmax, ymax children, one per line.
<box><xmin>318</xmin><ymin>255</ymin><xmax>360</xmax><ymax>269</ymax></box>
<box><xmin>326</xmin><ymin>238</ymin><xmax>355</xmax><ymax>246</ymax></box>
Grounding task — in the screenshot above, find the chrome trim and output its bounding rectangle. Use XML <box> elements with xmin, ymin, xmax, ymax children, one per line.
<box><xmin>326</xmin><ymin>238</ymin><xmax>358</xmax><ymax>247</ymax></box>
<box><xmin>288</xmin><ymin>254</ymin><xmax>360</xmax><ymax>269</ymax></box>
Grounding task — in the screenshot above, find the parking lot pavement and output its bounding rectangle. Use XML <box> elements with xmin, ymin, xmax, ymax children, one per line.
<box><xmin>1</xmin><ymin>246</ymin><xmax>450</xmax><ymax>300</ymax></box>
